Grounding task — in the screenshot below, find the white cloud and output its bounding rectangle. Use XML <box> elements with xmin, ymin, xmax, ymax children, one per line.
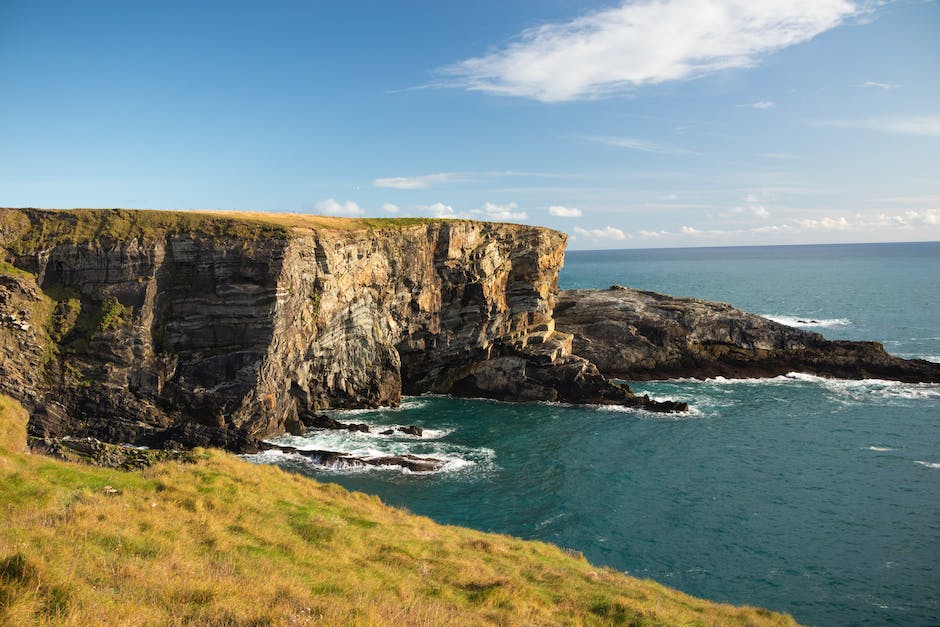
<box><xmin>314</xmin><ymin>198</ymin><xmax>363</xmax><ymax>216</ymax></box>
<box><xmin>416</xmin><ymin>202</ymin><xmax>457</xmax><ymax>218</ymax></box>
<box><xmin>579</xmin><ymin>135</ymin><xmax>699</xmax><ymax>156</ymax></box>
<box><xmin>439</xmin><ymin>0</ymin><xmax>858</xmax><ymax>102</ymax></box>
<box><xmin>473</xmin><ymin>201</ymin><xmax>528</xmax><ymax>221</ymax></box>
<box><xmin>381</xmin><ymin>203</ymin><xmax>400</xmax><ymax>213</ymax></box>
<box><xmin>549</xmin><ymin>205</ymin><xmax>582</xmax><ymax>217</ymax></box>
<box><xmin>821</xmin><ymin>114</ymin><xmax>940</xmax><ymax>137</ymax></box>
<box><xmin>737</xmin><ymin>100</ymin><xmax>775</xmax><ymax>109</ymax></box>
<box><xmin>795</xmin><ymin>216</ymin><xmax>850</xmax><ymax>230</ymax></box>
<box><xmin>639</xmin><ymin>229</ymin><xmax>669</xmax><ymax>238</ymax></box>
<box><xmin>573</xmin><ymin>226</ymin><xmax>629</xmax><ymax>241</ymax></box>
<box><xmin>373</xmin><ymin>173</ymin><xmax>462</xmax><ymax>190</ymax></box>
<box><xmin>672</xmin><ymin>209</ymin><xmax>940</xmax><ymax>239</ymax></box>
<box><xmin>858</xmin><ymin>81</ymin><xmax>899</xmax><ymax>89</ymax></box>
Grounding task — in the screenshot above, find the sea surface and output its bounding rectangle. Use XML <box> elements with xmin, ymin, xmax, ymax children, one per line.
<box><xmin>250</xmin><ymin>241</ymin><xmax>940</xmax><ymax>626</ymax></box>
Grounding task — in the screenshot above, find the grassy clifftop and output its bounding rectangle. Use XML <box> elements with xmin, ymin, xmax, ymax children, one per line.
<box><xmin>0</xmin><ymin>395</ymin><xmax>797</xmax><ymax>625</ymax></box>
<box><xmin>0</xmin><ymin>208</ymin><xmax>451</xmax><ymax>254</ymax></box>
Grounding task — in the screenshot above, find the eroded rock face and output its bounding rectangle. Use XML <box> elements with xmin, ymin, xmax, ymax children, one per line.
<box><xmin>555</xmin><ymin>286</ymin><xmax>940</xmax><ymax>382</ymax></box>
<box><xmin>0</xmin><ymin>210</ymin><xmax>678</xmax><ymax>453</ymax></box>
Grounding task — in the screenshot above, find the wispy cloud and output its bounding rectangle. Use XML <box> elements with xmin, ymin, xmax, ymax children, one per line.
<box><xmin>314</xmin><ymin>198</ymin><xmax>363</xmax><ymax>216</ymax></box>
<box><xmin>471</xmin><ymin>201</ymin><xmax>528</xmax><ymax>221</ymax></box>
<box><xmin>549</xmin><ymin>205</ymin><xmax>582</xmax><ymax>217</ymax></box>
<box><xmin>381</xmin><ymin>203</ymin><xmax>400</xmax><ymax>213</ymax></box>
<box><xmin>438</xmin><ymin>0</ymin><xmax>859</xmax><ymax>102</ymax></box>
<box><xmin>573</xmin><ymin>226</ymin><xmax>629</xmax><ymax>241</ymax></box>
<box><xmin>578</xmin><ymin>135</ymin><xmax>700</xmax><ymax>156</ymax></box>
<box><xmin>820</xmin><ymin>114</ymin><xmax>940</xmax><ymax>137</ymax></box>
<box><xmin>858</xmin><ymin>81</ymin><xmax>899</xmax><ymax>89</ymax></box>
<box><xmin>373</xmin><ymin>172</ymin><xmax>463</xmax><ymax>190</ymax></box>
<box><xmin>737</xmin><ymin>100</ymin><xmax>775</xmax><ymax>109</ymax></box>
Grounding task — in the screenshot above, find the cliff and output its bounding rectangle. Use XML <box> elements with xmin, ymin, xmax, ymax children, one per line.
<box><xmin>555</xmin><ymin>286</ymin><xmax>940</xmax><ymax>382</ymax></box>
<box><xmin>0</xmin><ymin>209</ymin><xmax>680</xmax><ymax>454</ymax></box>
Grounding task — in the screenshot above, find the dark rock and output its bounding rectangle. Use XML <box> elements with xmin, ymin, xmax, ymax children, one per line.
<box><xmin>397</xmin><ymin>425</ymin><xmax>423</xmax><ymax>437</ymax></box>
<box><xmin>1</xmin><ymin>208</ymin><xmax>695</xmax><ymax>457</ymax></box>
<box><xmin>29</xmin><ymin>436</ymin><xmax>196</xmax><ymax>470</ymax></box>
<box><xmin>379</xmin><ymin>429</ymin><xmax>394</xmax><ymax>435</ymax></box>
<box><xmin>303</xmin><ymin>414</ymin><xmax>370</xmax><ymax>433</ymax></box>
<box><xmin>555</xmin><ymin>287</ymin><xmax>940</xmax><ymax>383</ymax></box>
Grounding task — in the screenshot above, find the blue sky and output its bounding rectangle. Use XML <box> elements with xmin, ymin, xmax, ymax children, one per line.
<box><xmin>1</xmin><ymin>0</ymin><xmax>938</xmax><ymax>249</ymax></box>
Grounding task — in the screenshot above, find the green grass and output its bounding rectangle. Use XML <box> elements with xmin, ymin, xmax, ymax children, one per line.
<box><xmin>0</xmin><ymin>394</ymin><xmax>799</xmax><ymax>626</ymax></box>
<box><xmin>0</xmin><ymin>208</ymin><xmax>455</xmax><ymax>255</ymax></box>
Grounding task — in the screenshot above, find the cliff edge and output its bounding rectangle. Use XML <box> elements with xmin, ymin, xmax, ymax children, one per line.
<box><xmin>0</xmin><ymin>209</ymin><xmax>681</xmax><ymax>454</ymax></box>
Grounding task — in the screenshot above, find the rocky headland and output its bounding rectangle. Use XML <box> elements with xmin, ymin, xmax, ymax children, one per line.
<box><xmin>0</xmin><ymin>208</ymin><xmax>679</xmax><ymax>460</ymax></box>
<box><xmin>1</xmin><ymin>209</ymin><xmax>935</xmax><ymax>463</ymax></box>
<box><xmin>555</xmin><ymin>285</ymin><xmax>940</xmax><ymax>382</ymax></box>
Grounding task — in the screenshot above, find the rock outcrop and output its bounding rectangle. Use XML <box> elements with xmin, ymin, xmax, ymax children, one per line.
<box><xmin>0</xmin><ymin>209</ymin><xmax>682</xmax><ymax>454</ymax></box>
<box><xmin>555</xmin><ymin>286</ymin><xmax>940</xmax><ymax>382</ymax></box>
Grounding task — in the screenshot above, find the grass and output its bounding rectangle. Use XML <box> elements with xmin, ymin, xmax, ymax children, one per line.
<box><xmin>0</xmin><ymin>208</ymin><xmax>456</xmax><ymax>254</ymax></box>
<box><xmin>0</xmin><ymin>395</ymin><xmax>798</xmax><ymax>626</ymax></box>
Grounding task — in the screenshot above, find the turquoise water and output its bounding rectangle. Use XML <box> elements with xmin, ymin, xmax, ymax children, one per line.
<box><xmin>252</xmin><ymin>242</ymin><xmax>940</xmax><ymax>626</ymax></box>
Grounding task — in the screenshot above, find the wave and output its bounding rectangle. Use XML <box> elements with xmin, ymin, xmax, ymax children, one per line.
<box><xmin>780</xmin><ymin>373</ymin><xmax>940</xmax><ymax>402</ymax></box>
<box><xmin>245</xmin><ymin>416</ymin><xmax>494</xmax><ymax>475</ymax></box>
<box><xmin>593</xmin><ymin>399</ymin><xmax>710</xmax><ymax>419</ymax></box>
<box><xmin>865</xmin><ymin>446</ymin><xmax>895</xmax><ymax>452</ymax></box>
<box><xmin>914</xmin><ymin>461</ymin><xmax>940</xmax><ymax>470</ymax></box>
<box><xmin>246</xmin><ymin>447</ymin><xmax>482</xmax><ymax>475</ymax></box>
<box><xmin>761</xmin><ymin>314</ymin><xmax>852</xmax><ymax>328</ymax></box>
<box><xmin>642</xmin><ymin>373</ymin><xmax>940</xmax><ymax>408</ymax></box>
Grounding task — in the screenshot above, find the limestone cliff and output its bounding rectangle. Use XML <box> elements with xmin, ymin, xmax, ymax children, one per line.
<box><xmin>555</xmin><ymin>286</ymin><xmax>940</xmax><ymax>382</ymax></box>
<box><xmin>0</xmin><ymin>209</ymin><xmax>679</xmax><ymax>452</ymax></box>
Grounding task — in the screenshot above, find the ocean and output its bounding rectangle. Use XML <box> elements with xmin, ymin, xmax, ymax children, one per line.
<box><xmin>250</xmin><ymin>242</ymin><xmax>940</xmax><ymax>626</ymax></box>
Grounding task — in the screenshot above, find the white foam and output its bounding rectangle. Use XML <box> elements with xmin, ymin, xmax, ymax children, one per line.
<box><xmin>866</xmin><ymin>446</ymin><xmax>895</xmax><ymax>452</ymax></box>
<box><xmin>252</xmin><ymin>421</ymin><xmax>496</xmax><ymax>476</ymax></box>
<box><xmin>914</xmin><ymin>461</ymin><xmax>940</xmax><ymax>470</ymax></box>
<box><xmin>245</xmin><ymin>446</ymin><xmax>486</xmax><ymax>475</ymax></box>
<box><xmin>594</xmin><ymin>402</ymin><xmax>706</xmax><ymax>419</ymax></box>
<box><xmin>761</xmin><ymin>315</ymin><xmax>852</xmax><ymax>328</ymax></box>
<box><xmin>781</xmin><ymin>372</ymin><xmax>940</xmax><ymax>401</ymax></box>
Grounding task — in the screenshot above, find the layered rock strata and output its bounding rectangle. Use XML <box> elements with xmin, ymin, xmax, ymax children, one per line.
<box><xmin>555</xmin><ymin>286</ymin><xmax>940</xmax><ymax>382</ymax></box>
<box><xmin>0</xmin><ymin>209</ymin><xmax>681</xmax><ymax>454</ymax></box>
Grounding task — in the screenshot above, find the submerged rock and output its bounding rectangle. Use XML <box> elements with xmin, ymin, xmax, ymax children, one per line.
<box><xmin>301</xmin><ymin>413</ymin><xmax>370</xmax><ymax>433</ymax></box>
<box><xmin>258</xmin><ymin>442</ymin><xmax>445</xmax><ymax>473</ymax></box>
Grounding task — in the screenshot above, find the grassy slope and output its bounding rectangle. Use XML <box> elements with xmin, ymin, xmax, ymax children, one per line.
<box><xmin>0</xmin><ymin>396</ymin><xmax>798</xmax><ymax>626</ymax></box>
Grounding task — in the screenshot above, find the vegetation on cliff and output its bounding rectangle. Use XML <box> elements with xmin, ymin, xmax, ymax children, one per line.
<box><xmin>0</xmin><ymin>395</ymin><xmax>796</xmax><ymax>625</ymax></box>
<box><xmin>0</xmin><ymin>208</ymin><xmax>450</xmax><ymax>254</ymax></box>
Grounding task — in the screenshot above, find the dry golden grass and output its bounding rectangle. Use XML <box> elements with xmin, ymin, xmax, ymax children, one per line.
<box><xmin>0</xmin><ymin>208</ymin><xmax>455</xmax><ymax>254</ymax></box>
<box><xmin>0</xmin><ymin>395</ymin><xmax>799</xmax><ymax>626</ymax></box>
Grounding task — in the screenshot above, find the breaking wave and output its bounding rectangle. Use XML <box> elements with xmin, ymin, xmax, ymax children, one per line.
<box><xmin>244</xmin><ymin>398</ymin><xmax>494</xmax><ymax>475</ymax></box>
<box><xmin>761</xmin><ymin>315</ymin><xmax>852</xmax><ymax>328</ymax></box>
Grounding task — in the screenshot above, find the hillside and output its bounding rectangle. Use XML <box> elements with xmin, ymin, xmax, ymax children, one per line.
<box><xmin>0</xmin><ymin>394</ymin><xmax>796</xmax><ymax>625</ymax></box>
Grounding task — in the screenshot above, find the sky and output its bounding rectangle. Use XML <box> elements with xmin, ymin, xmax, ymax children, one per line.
<box><xmin>1</xmin><ymin>0</ymin><xmax>938</xmax><ymax>249</ymax></box>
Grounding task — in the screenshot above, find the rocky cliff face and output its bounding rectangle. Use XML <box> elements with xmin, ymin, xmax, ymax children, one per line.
<box><xmin>0</xmin><ymin>209</ymin><xmax>679</xmax><ymax>453</ymax></box>
<box><xmin>555</xmin><ymin>286</ymin><xmax>940</xmax><ymax>382</ymax></box>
